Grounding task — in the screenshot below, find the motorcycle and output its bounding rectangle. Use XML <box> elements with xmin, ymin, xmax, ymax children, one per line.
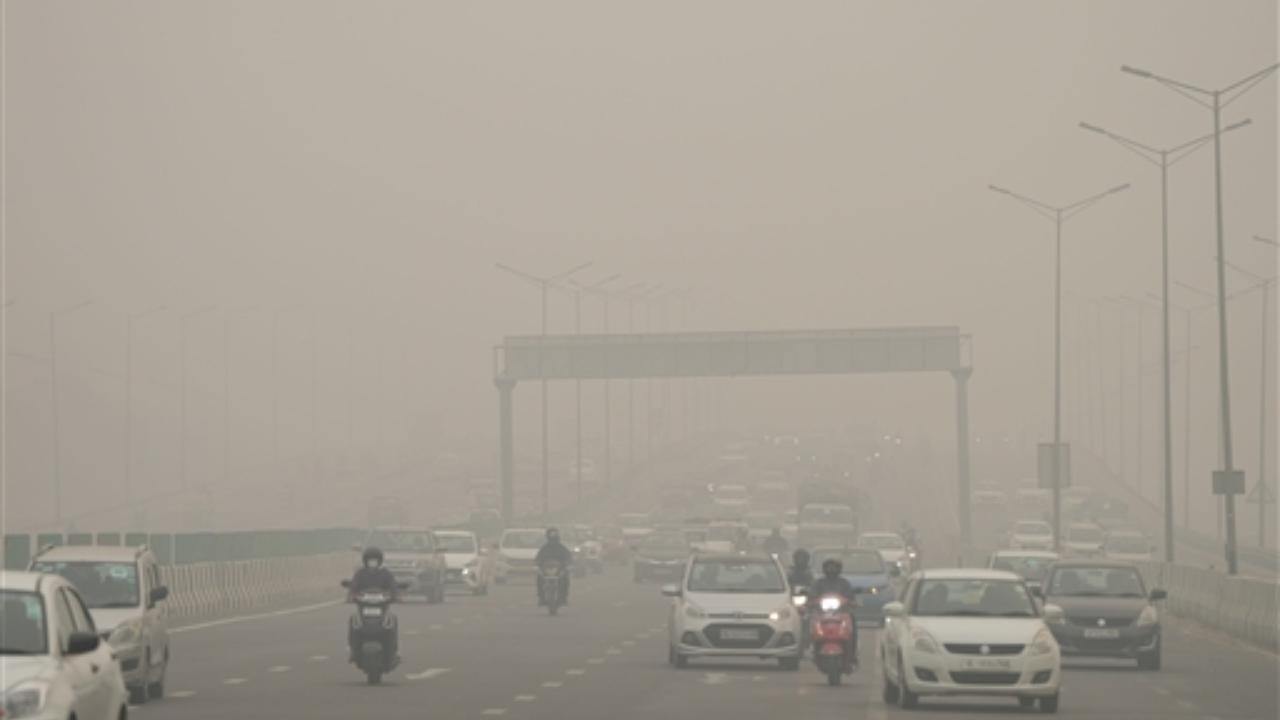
<box><xmin>340</xmin><ymin>580</ymin><xmax>407</xmax><ymax>684</ymax></box>
<box><xmin>809</xmin><ymin>592</ymin><xmax>858</xmax><ymax>686</ymax></box>
<box><xmin>538</xmin><ymin>561</ymin><xmax>566</xmax><ymax>616</ymax></box>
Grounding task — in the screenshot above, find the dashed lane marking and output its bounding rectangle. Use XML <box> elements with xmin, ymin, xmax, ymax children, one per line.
<box><xmin>268</xmin><ymin>665</ymin><xmax>291</xmax><ymax>673</ymax></box>
<box><xmin>224</xmin><ymin>678</ymin><xmax>248</xmax><ymax>686</ymax></box>
<box><xmin>700</xmin><ymin>672</ymin><xmax>730</xmax><ymax>685</ymax></box>
<box><xmin>566</xmin><ymin>669</ymin><xmax>585</xmax><ymax>675</ymax></box>
<box><xmin>1176</xmin><ymin>699</ymin><xmax>1198</xmax><ymax>711</ymax></box>
<box><xmin>430</xmin><ymin>624</ymin><xmax>445</xmax><ymax>630</ymax></box>
<box><xmin>406</xmin><ymin>629</ymin><xmax>422</xmax><ymax>636</ymax></box>
<box><xmin>606</xmin><ymin>648</ymin><xmax>622</xmax><ymax>655</ymax></box>
<box><xmin>621</xmin><ymin>640</ymin><xmax>636</xmax><ymax>647</ymax></box>
<box><xmin>1154</xmin><ymin>687</ymin><xmax>1171</xmax><ymax>696</ymax></box>
<box><xmin>515</xmin><ymin>695</ymin><xmax>537</xmax><ymax>702</ymax></box>
<box><xmin>169</xmin><ymin>691</ymin><xmax>196</xmax><ymax>699</ymax></box>
<box><xmin>587</xmin><ymin>658</ymin><xmax>605</xmax><ymax>665</ymax></box>
<box><xmin>541</xmin><ymin>681</ymin><xmax>563</xmax><ymax>688</ymax></box>
<box><xmin>406</xmin><ymin>668</ymin><xmax>453</xmax><ymax>681</ymax></box>
<box><xmin>481</xmin><ymin>709</ymin><xmax>507</xmax><ymax>716</ymax></box>
<box><xmin>308</xmin><ymin>655</ymin><xmax>329</xmax><ymax>662</ymax></box>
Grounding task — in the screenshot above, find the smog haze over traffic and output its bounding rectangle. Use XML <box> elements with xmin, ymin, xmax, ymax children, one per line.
<box><xmin>1</xmin><ymin>2</ymin><xmax>1277</xmax><ymax>720</ymax></box>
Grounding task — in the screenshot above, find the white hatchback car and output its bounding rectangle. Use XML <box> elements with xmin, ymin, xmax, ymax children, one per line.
<box><xmin>1008</xmin><ymin>520</ymin><xmax>1055</xmax><ymax>551</ymax></box>
<box><xmin>664</xmin><ymin>553</ymin><xmax>802</xmax><ymax>670</ymax></box>
<box><xmin>435</xmin><ymin>530</ymin><xmax>494</xmax><ymax>595</ymax></box>
<box><xmin>858</xmin><ymin>532</ymin><xmax>911</xmax><ymax>571</ymax></box>
<box><xmin>1</xmin><ymin>571</ymin><xmax>129</xmax><ymax>720</ymax></box>
<box><xmin>880</xmin><ymin>569</ymin><xmax>1063</xmax><ymax>713</ymax></box>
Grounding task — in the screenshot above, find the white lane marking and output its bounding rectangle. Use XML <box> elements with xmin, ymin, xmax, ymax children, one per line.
<box><xmin>1176</xmin><ymin>699</ymin><xmax>1198</xmax><ymax>711</ymax></box>
<box><xmin>621</xmin><ymin>640</ymin><xmax>636</xmax><ymax>647</ymax></box>
<box><xmin>429</xmin><ymin>624</ymin><xmax>445</xmax><ymax>630</ymax></box>
<box><xmin>308</xmin><ymin>655</ymin><xmax>329</xmax><ymax>662</ymax></box>
<box><xmin>267</xmin><ymin>665</ymin><xmax>291</xmax><ymax>673</ymax></box>
<box><xmin>1154</xmin><ymin>687</ymin><xmax>1171</xmax><ymax>696</ymax></box>
<box><xmin>752</xmin><ymin>675</ymin><xmax>765</xmax><ymax>682</ymax></box>
<box><xmin>224</xmin><ymin>678</ymin><xmax>248</xmax><ymax>685</ymax></box>
<box><xmin>451</xmin><ymin>618</ymin><xmax>465</xmax><ymax>624</ymax></box>
<box><xmin>515</xmin><ymin>695</ymin><xmax>537</xmax><ymax>702</ymax></box>
<box><xmin>566</xmin><ymin>668</ymin><xmax>585</xmax><ymax>675</ymax></box>
<box><xmin>587</xmin><ymin>658</ymin><xmax>605</xmax><ymax>665</ymax></box>
<box><xmin>481</xmin><ymin>709</ymin><xmax>507</xmax><ymax>716</ymax></box>
<box><xmin>701</xmin><ymin>672</ymin><xmax>730</xmax><ymax>685</ymax></box>
<box><xmin>406</xmin><ymin>668</ymin><xmax>453</xmax><ymax>680</ymax></box>
<box><xmin>406</xmin><ymin>629</ymin><xmax>422</xmax><ymax>636</ymax></box>
<box><xmin>541</xmin><ymin>681</ymin><xmax>563</xmax><ymax>688</ymax></box>
<box><xmin>169</xmin><ymin>691</ymin><xmax>196</xmax><ymax>699</ymax></box>
<box><xmin>606</xmin><ymin>648</ymin><xmax>622</xmax><ymax>655</ymax></box>
<box><xmin>172</xmin><ymin>600</ymin><xmax>340</xmax><ymax>634</ymax></box>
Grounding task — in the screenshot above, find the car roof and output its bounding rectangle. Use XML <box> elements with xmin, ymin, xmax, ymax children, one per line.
<box><xmin>34</xmin><ymin>545</ymin><xmax>147</xmax><ymax>562</ymax></box>
<box><xmin>858</xmin><ymin>531</ymin><xmax>899</xmax><ymax>537</ymax></box>
<box><xmin>812</xmin><ymin>546</ymin><xmax>881</xmax><ymax>556</ymax></box>
<box><xmin>913</xmin><ymin>568</ymin><xmax>1023</xmax><ymax>582</ymax></box>
<box><xmin>692</xmin><ymin>552</ymin><xmax>776</xmax><ymax>563</ymax></box>
<box><xmin>993</xmin><ymin>550</ymin><xmax>1060</xmax><ymax>558</ymax></box>
<box><xmin>368</xmin><ymin>526</ymin><xmax>432</xmax><ymax>532</ymax></box>
<box><xmin>1048</xmin><ymin>559</ymin><xmax>1141</xmax><ymax>570</ymax></box>
<box><xmin>434</xmin><ymin>530</ymin><xmax>475</xmax><ymax>537</ymax></box>
<box><xmin>503</xmin><ymin>527</ymin><xmax>545</xmax><ymax>533</ymax></box>
<box><xmin>0</xmin><ymin>570</ymin><xmax>48</xmax><ymax>592</ymax></box>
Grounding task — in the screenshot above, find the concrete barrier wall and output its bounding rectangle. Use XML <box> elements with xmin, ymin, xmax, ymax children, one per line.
<box><xmin>1136</xmin><ymin>562</ymin><xmax>1279</xmax><ymax>652</ymax></box>
<box><xmin>162</xmin><ymin>552</ymin><xmax>355</xmax><ymax>621</ymax></box>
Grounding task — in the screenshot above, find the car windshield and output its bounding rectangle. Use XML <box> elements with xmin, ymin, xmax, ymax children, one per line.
<box><xmin>502</xmin><ymin>531</ymin><xmax>546</xmax><ymax>549</ymax></box>
<box><xmin>366</xmin><ymin>531</ymin><xmax>435</xmax><ymax>553</ymax></box>
<box><xmin>801</xmin><ymin>506</ymin><xmax>854</xmax><ymax>524</ymax></box>
<box><xmin>687</xmin><ymin>559</ymin><xmax>786</xmax><ymax>593</ymax></box>
<box><xmin>859</xmin><ymin>534</ymin><xmax>904</xmax><ymax>549</ymax></box>
<box><xmin>912</xmin><ymin>578</ymin><xmax>1037</xmax><ymax>617</ymax></box>
<box><xmin>1015</xmin><ymin>522</ymin><xmax>1052</xmax><ymax>536</ymax></box>
<box><xmin>1068</xmin><ymin>527</ymin><xmax>1104</xmax><ymax>543</ymax></box>
<box><xmin>1105</xmin><ymin>536</ymin><xmax>1149</xmax><ymax>554</ymax></box>
<box><xmin>812</xmin><ymin>550</ymin><xmax>885</xmax><ymax>575</ymax></box>
<box><xmin>0</xmin><ymin>591</ymin><xmax>47</xmax><ymax>655</ymax></box>
<box><xmin>992</xmin><ymin>556</ymin><xmax>1055</xmax><ymax>581</ymax></box>
<box><xmin>640</xmin><ymin>534</ymin><xmax>688</xmax><ymax>551</ymax></box>
<box><xmin>31</xmin><ymin>560</ymin><xmax>140</xmax><ymax>609</ymax></box>
<box><xmin>1048</xmin><ymin>567</ymin><xmax>1146</xmax><ymax>597</ymax></box>
<box><xmin>437</xmin><ymin>535</ymin><xmax>477</xmax><ymax>553</ymax></box>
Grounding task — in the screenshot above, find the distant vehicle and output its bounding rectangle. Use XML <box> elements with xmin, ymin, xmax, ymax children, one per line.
<box><xmin>988</xmin><ymin>549</ymin><xmax>1060</xmax><ymax>595</ymax></box>
<box><xmin>682</xmin><ymin>527</ymin><xmax>711</xmax><ymax>553</ymax></box>
<box><xmin>972</xmin><ymin>489</ymin><xmax>1009</xmax><ymax>509</ymax></box>
<box><xmin>596</xmin><ymin>526</ymin><xmax>630</xmax><ymax>564</ymax></box>
<box><xmin>1</xmin><ymin>570</ymin><xmax>130</xmax><ymax>720</ymax></box>
<box><xmin>618</xmin><ymin>513</ymin><xmax>655</xmax><ymax>547</ymax></box>
<box><xmin>1063</xmin><ymin>523</ymin><xmax>1106</xmax><ymax>558</ymax></box>
<box><xmin>498</xmin><ymin>528</ymin><xmax>547</xmax><ymax>580</ymax></box>
<box><xmin>1015</xmin><ymin>488</ymin><xmax>1051</xmax><ymax>510</ymax></box>
<box><xmin>1041</xmin><ymin>560</ymin><xmax>1165</xmax><ymax>670</ymax></box>
<box><xmin>357</xmin><ymin>527</ymin><xmax>447</xmax><ymax>603</ymax></box>
<box><xmin>705</xmin><ymin>521</ymin><xmax>748</xmax><ymax>553</ymax></box>
<box><xmin>633</xmin><ymin>531</ymin><xmax>690</xmax><ymax>583</ymax></box>
<box><xmin>743</xmin><ymin>510</ymin><xmax>781</xmax><ymax>543</ymax></box>
<box><xmin>467</xmin><ymin>508</ymin><xmax>504</xmax><ymax>543</ymax></box>
<box><xmin>470</xmin><ymin>487</ymin><xmax>501</xmax><ymax>511</ymax></box>
<box><xmin>809</xmin><ymin>547</ymin><xmax>900</xmax><ymax>626</ymax></box>
<box><xmin>572</xmin><ymin>524</ymin><xmax>606</xmax><ymax>573</ymax></box>
<box><xmin>781</xmin><ymin>509</ymin><xmax>800</xmax><ymax>544</ymax></box>
<box><xmin>857</xmin><ymin>532</ymin><xmax>911</xmax><ymax>572</ymax></box>
<box><xmin>435</xmin><ymin>530</ymin><xmax>493</xmax><ymax>596</ymax></box>
<box><xmin>712</xmin><ymin>483</ymin><xmax>751</xmax><ymax>511</ymax></box>
<box><xmin>880</xmin><ymin>569</ymin><xmax>1063</xmax><ymax>712</ymax></box>
<box><xmin>755</xmin><ymin>480</ymin><xmax>793</xmax><ymax>509</ymax></box>
<box><xmin>1008</xmin><ymin>520</ymin><xmax>1055</xmax><ymax>551</ymax></box>
<box><xmin>663</xmin><ymin>553</ymin><xmax>802</xmax><ymax>670</ymax></box>
<box><xmin>798</xmin><ymin>503</ymin><xmax>858</xmax><ymax>548</ymax></box>
<box><xmin>30</xmin><ymin>545</ymin><xmax>170</xmax><ymax>705</ymax></box>
<box><xmin>1103</xmin><ymin>531</ymin><xmax>1155</xmax><ymax>562</ymax></box>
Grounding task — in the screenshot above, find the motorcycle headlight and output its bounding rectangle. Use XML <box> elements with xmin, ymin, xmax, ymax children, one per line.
<box><xmin>819</xmin><ymin>597</ymin><xmax>842</xmax><ymax>612</ymax></box>
<box><xmin>769</xmin><ymin>607</ymin><xmax>792</xmax><ymax>622</ymax></box>
<box><xmin>1136</xmin><ymin>605</ymin><xmax>1158</xmax><ymax>627</ymax></box>
<box><xmin>911</xmin><ymin>628</ymin><xmax>940</xmax><ymax>654</ymax></box>
<box><xmin>2</xmin><ymin>680</ymin><xmax>49</xmax><ymax>719</ymax></box>
<box><xmin>109</xmin><ymin>620</ymin><xmax>141</xmax><ymax>646</ymax></box>
<box><xmin>791</xmin><ymin>595</ymin><xmax>808</xmax><ymax>608</ymax></box>
<box><xmin>1029</xmin><ymin>628</ymin><xmax>1056</xmax><ymax>656</ymax></box>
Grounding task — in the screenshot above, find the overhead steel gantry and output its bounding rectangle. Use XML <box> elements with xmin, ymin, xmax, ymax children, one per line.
<box><xmin>494</xmin><ymin>326</ymin><xmax>975</xmax><ymax>542</ymax></box>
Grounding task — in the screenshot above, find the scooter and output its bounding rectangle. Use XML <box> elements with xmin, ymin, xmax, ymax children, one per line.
<box><xmin>340</xmin><ymin>580</ymin><xmax>408</xmax><ymax>684</ymax></box>
<box><xmin>538</xmin><ymin>561</ymin><xmax>566</xmax><ymax>616</ymax></box>
<box><xmin>809</xmin><ymin>593</ymin><xmax>857</xmax><ymax>686</ymax></box>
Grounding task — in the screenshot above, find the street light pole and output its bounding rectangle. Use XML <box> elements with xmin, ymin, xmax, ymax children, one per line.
<box><xmin>567</xmin><ymin>274</ymin><xmax>620</xmax><ymax>507</ymax></box>
<box><xmin>180</xmin><ymin>307</ymin><xmax>216</xmax><ymax>495</ymax></box>
<box><xmin>126</xmin><ymin>305</ymin><xmax>166</xmax><ymax>521</ymax></box>
<box><xmin>495</xmin><ymin>261</ymin><xmax>592</xmax><ymax>515</ymax></box>
<box><xmin>1122</xmin><ymin>61</ymin><xmax>1279</xmax><ymax>575</ymax></box>
<box><xmin>1081</xmin><ymin>120</ymin><xmax>1250</xmax><ymax>563</ymax></box>
<box><xmin>49</xmin><ymin>300</ymin><xmax>93</xmax><ymax>527</ymax></box>
<box><xmin>990</xmin><ymin>182</ymin><xmax>1130</xmax><ymax>552</ymax></box>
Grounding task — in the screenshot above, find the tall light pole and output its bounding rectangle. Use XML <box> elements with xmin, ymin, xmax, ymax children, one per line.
<box><xmin>1112</xmin><ymin>296</ymin><xmax>1149</xmax><ymax>502</ymax></box>
<box><xmin>989</xmin><ymin>182</ymin><xmax>1130</xmax><ymax>551</ymax></box>
<box><xmin>1149</xmin><ymin>291</ymin><xmax>1208</xmax><ymax>532</ymax></box>
<box><xmin>1122</xmin><ymin>61</ymin><xmax>1279</xmax><ymax>574</ymax></box>
<box><xmin>126</xmin><ymin>305</ymin><xmax>167</xmax><ymax>519</ymax></box>
<box><xmin>567</xmin><ymin>273</ymin><xmax>620</xmax><ymax>506</ymax></box>
<box><xmin>621</xmin><ymin>282</ymin><xmax>660</xmax><ymax>471</ymax></box>
<box><xmin>495</xmin><ymin>260</ymin><xmax>592</xmax><ymax>515</ymax></box>
<box><xmin>180</xmin><ymin>307</ymin><xmax>216</xmax><ymax>494</ymax></box>
<box><xmin>1080</xmin><ymin>120</ymin><xmax>1251</xmax><ymax>563</ymax></box>
<box><xmin>50</xmin><ymin>300</ymin><xmax>94</xmax><ymax>527</ymax></box>
<box><xmin>223</xmin><ymin>307</ymin><xmax>258</xmax><ymax>487</ymax></box>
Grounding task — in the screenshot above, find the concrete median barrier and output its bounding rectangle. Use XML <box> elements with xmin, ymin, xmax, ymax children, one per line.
<box><xmin>1137</xmin><ymin>561</ymin><xmax>1279</xmax><ymax>652</ymax></box>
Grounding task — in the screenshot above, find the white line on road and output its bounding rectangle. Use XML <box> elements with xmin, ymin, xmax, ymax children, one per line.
<box><xmin>429</xmin><ymin>624</ymin><xmax>445</xmax><ymax>630</ymax></box>
<box><xmin>406</xmin><ymin>629</ymin><xmax>422</xmax><ymax>636</ymax></box>
<box><xmin>1177</xmin><ymin>699</ymin><xmax>1198</xmax><ymax>711</ymax></box>
<box><xmin>267</xmin><ymin>665</ymin><xmax>291</xmax><ymax>673</ymax></box>
<box><xmin>621</xmin><ymin>640</ymin><xmax>635</xmax><ymax>647</ymax></box>
<box><xmin>701</xmin><ymin>672</ymin><xmax>730</xmax><ymax>685</ymax></box>
<box><xmin>481</xmin><ymin>709</ymin><xmax>507</xmax><ymax>716</ymax></box>
<box><xmin>169</xmin><ymin>691</ymin><xmax>196</xmax><ymax>699</ymax></box>
<box><xmin>406</xmin><ymin>668</ymin><xmax>453</xmax><ymax>681</ymax></box>
<box><xmin>224</xmin><ymin>678</ymin><xmax>248</xmax><ymax>685</ymax></box>
<box><xmin>514</xmin><ymin>695</ymin><xmax>537</xmax><ymax>702</ymax></box>
<box><xmin>566</xmin><ymin>668</ymin><xmax>585</xmax><ymax>675</ymax></box>
<box><xmin>606</xmin><ymin>648</ymin><xmax>622</xmax><ymax>655</ymax></box>
<box><xmin>172</xmin><ymin>601</ymin><xmax>340</xmax><ymax>634</ymax></box>
<box><xmin>587</xmin><ymin>658</ymin><xmax>605</xmax><ymax>664</ymax></box>
<box><xmin>541</xmin><ymin>681</ymin><xmax>563</xmax><ymax>688</ymax></box>
<box><xmin>308</xmin><ymin>655</ymin><xmax>329</xmax><ymax>662</ymax></box>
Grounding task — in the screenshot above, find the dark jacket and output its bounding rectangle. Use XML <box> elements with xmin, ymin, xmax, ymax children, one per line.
<box><xmin>350</xmin><ymin>565</ymin><xmax>397</xmax><ymax>594</ymax></box>
<box><xmin>536</xmin><ymin>540</ymin><xmax>574</xmax><ymax>567</ymax></box>
<box><xmin>788</xmin><ymin>566</ymin><xmax>815</xmax><ymax>589</ymax></box>
<box><xmin>808</xmin><ymin>575</ymin><xmax>857</xmax><ymax>607</ymax></box>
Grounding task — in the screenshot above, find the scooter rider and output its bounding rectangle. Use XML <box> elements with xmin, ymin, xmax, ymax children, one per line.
<box><xmin>808</xmin><ymin>558</ymin><xmax>859</xmax><ymax>669</ymax></box>
<box><xmin>788</xmin><ymin>548</ymin><xmax>815</xmax><ymax>589</ymax></box>
<box><xmin>348</xmin><ymin>547</ymin><xmax>399</xmax><ymax>664</ymax></box>
<box><xmin>762</xmin><ymin>528</ymin><xmax>790</xmax><ymax>557</ymax></box>
<box><xmin>535</xmin><ymin>527</ymin><xmax>574</xmax><ymax>605</ymax></box>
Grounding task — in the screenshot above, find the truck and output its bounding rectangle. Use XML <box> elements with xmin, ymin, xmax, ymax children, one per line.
<box><xmin>796</xmin><ymin>481</ymin><xmax>859</xmax><ymax>548</ymax></box>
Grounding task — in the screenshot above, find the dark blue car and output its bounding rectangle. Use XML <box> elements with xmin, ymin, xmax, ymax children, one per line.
<box><xmin>810</xmin><ymin>547</ymin><xmax>901</xmax><ymax>626</ymax></box>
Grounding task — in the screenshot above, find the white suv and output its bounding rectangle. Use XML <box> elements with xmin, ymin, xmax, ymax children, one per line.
<box><xmin>1</xmin><ymin>570</ymin><xmax>129</xmax><ymax>720</ymax></box>
<box><xmin>664</xmin><ymin>553</ymin><xmax>802</xmax><ymax>670</ymax></box>
<box><xmin>31</xmin><ymin>545</ymin><xmax>170</xmax><ymax>705</ymax></box>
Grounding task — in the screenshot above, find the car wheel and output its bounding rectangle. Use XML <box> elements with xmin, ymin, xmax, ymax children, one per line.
<box><xmin>669</xmin><ymin>645</ymin><xmax>688</xmax><ymax>669</ymax></box>
<box><xmin>1039</xmin><ymin>693</ymin><xmax>1059</xmax><ymax>713</ymax></box>
<box><xmin>897</xmin><ymin>655</ymin><xmax>918</xmax><ymax>709</ymax></box>
<box><xmin>882</xmin><ymin>663</ymin><xmax>900</xmax><ymax>704</ymax></box>
<box><xmin>148</xmin><ymin>649</ymin><xmax>167</xmax><ymax>700</ymax></box>
<box><xmin>129</xmin><ymin>683</ymin><xmax>149</xmax><ymax>706</ymax></box>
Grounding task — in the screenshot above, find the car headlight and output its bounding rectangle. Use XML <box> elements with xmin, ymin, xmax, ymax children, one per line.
<box><xmin>769</xmin><ymin>607</ymin><xmax>792</xmax><ymax>622</ymax></box>
<box><xmin>684</xmin><ymin>603</ymin><xmax>707</xmax><ymax>620</ymax></box>
<box><xmin>109</xmin><ymin>620</ymin><xmax>141</xmax><ymax>646</ymax></box>
<box><xmin>1136</xmin><ymin>605</ymin><xmax>1158</xmax><ymax>627</ymax></box>
<box><xmin>911</xmin><ymin>627</ymin><xmax>940</xmax><ymax>654</ymax></box>
<box><xmin>1029</xmin><ymin>628</ymin><xmax>1056</xmax><ymax>655</ymax></box>
<box><xmin>2</xmin><ymin>680</ymin><xmax>49</xmax><ymax>719</ymax></box>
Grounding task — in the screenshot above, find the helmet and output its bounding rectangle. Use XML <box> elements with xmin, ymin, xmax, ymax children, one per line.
<box><xmin>546</xmin><ymin>527</ymin><xmax>560</xmax><ymax>542</ymax></box>
<box><xmin>822</xmin><ymin>558</ymin><xmax>843</xmax><ymax>579</ymax></box>
<box><xmin>792</xmin><ymin>548</ymin><xmax>810</xmax><ymax>568</ymax></box>
<box><xmin>362</xmin><ymin>547</ymin><xmax>384</xmax><ymax>567</ymax></box>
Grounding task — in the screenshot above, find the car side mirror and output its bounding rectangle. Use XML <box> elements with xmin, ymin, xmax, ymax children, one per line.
<box><xmin>661</xmin><ymin>584</ymin><xmax>681</xmax><ymax>598</ymax></box>
<box><xmin>65</xmin><ymin>631</ymin><xmax>100</xmax><ymax>656</ymax></box>
<box><xmin>882</xmin><ymin>602</ymin><xmax>905</xmax><ymax>618</ymax></box>
<box><xmin>340</xmin><ymin>579</ymin><xmax>352</xmax><ymax>589</ymax></box>
<box><xmin>150</xmin><ymin>586</ymin><xmax>169</xmax><ymax>603</ymax></box>
<box><xmin>1042</xmin><ymin>604</ymin><xmax>1065</xmax><ymax>623</ymax></box>
<box><xmin>889</xmin><ymin>565</ymin><xmax>902</xmax><ymax>578</ymax></box>
<box><xmin>1150</xmin><ymin>589</ymin><xmax>1167</xmax><ymax>601</ymax></box>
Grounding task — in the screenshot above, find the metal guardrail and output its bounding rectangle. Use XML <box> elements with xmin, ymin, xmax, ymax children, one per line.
<box><xmin>3</xmin><ymin>528</ymin><xmax>364</xmax><ymax>569</ymax></box>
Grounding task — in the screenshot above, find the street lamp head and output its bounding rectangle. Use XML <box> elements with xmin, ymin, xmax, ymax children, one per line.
<box><xmin>1107</xmin><ymin>183</ymin><xmax>1131</xmax><ymax>195</ymax></box>
<box><xmin>1253</xmin><ymin>235</ymin><xmax>1278</xmax><ymax>248</ymax></box>
<box><xmin>1120</xmin><ymin>65</ymin><xmax>1153</xmax><ymax>79</ymax></box>
<box><xmin>1079</xmin><ymin>122</ymin><xmax>1107</xmax><ymax>135</ymax></box>
<box><xmin>988</xmin><ymin>184</ymin><xmax>1011</xmax><ymax>195</ymax></box>
<box><xmin>1224</xmin><ymin>118</ymin><xmax>1253</xmax><ymax>133</ymax></box>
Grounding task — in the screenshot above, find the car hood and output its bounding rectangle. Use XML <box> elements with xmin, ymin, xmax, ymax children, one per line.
<box><xmin>877</xmin><ymin>549</ymin><xmax>907</xmax><ymax>562</ymax></box>
<box><xmin>843</xmin><ymin>573</ymin><xmax>892</xmax><ymax>589</ymax></box>
<box><xmin>1013</xmin><ymin>533</ymin><xmax>1052</xmax><ymax>542</ymax></box>
<box><xmin>501</xmin><ymin>548</ymin><xmax>538</xmax><ymax>559</ymax></box>
<box><xmin>636</xmin><ymin>550</ymin><xmax>687</xmax><ymax>561</ymax></box>
<box><xmin>383</xmin><ymin>551</ymin><xmax>432</xmax><ymax>563</ymax></box>
<box><xmin>1</xmin><ymin>656</ymin><xmax>57</xmax><ymax>689</ymax></box>
<box><xmin>685</xmin><ymin>592</ymin><xmax>791</xmax><ymax>614</ymax></box>
<box><xmin>1044</xmin><ymin>595</ymin><xmax>1147</xmax><ymax>618</ymax></box>
<box><xmin>89</xmin><ymin>607</ymin><xmax>143</xmax><ymax>634</ymax></box>
<box><xmin>443</xmin><ymin>552</ymin><xmax>478</xmax><ymax>567</ymax></box>
<box><xmin>910</xmin><ymin>617</ymin><xmax>1045</xmax><ymax>644</ymax></box>
<box><xmin>1065</xmin><ymin>540</ymin><xmax>1104</xmax><ymax>549</ymax></box>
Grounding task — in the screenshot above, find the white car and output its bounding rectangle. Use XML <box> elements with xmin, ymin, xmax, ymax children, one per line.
<box><xmin>880</xmin><ymin>569</ymin><xmax>1063</xmax><ymax>713</ymax></box>
<box><xmin>435</xmin><ymin>530</ymin><xmax>493</xmax><ymax>595</ymax></box>
<box><xmin>1103</xmin><ymin>531</ymin><xmax>1155</xmax><ymax>562</ymax></box>
<box><xmin>618</xmin><ymin>514</ymin><xmax>654</xmax><ymax>548</ymax></box>
<box><xmin>703</xmin><ymin>521</ymin><xmax>747</xmax><ymax>553</ymax></box>
<box><xmin>498</xmin><ymin>528</ymin><xmax>547</xmax><ymax>579</ymax></box>
<box><xmin>858</xmin><ymin>532</ymin><xmax>911</xmax><ymax>571</ymax></box>
<box><xmin>1</xmin><ymin>571</ymin><xmax>129</xmax><ymax>720</ymax></box>
<box><xmin>1063</xmin><ymin>523</ymin><xmax>1106</xmax><ymax>558</ymax></box>
<box><xmin>664</xmin><ymin>553</ymin><xmax>802</xmax><ymax>670</ymax></box>
<box><xmin>1008</xmin><ymin>520</ymin><xmax>1055</xmax><ymax>551</ymax></box>
<box><xmin>30</xmin><ymin>545</ymin><xmax>171</xmax><ymax>705</ymax></box>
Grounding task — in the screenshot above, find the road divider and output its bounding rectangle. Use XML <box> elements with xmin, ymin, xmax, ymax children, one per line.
<box><xmin>1136</xmin><ymin>561</ymin><xmax>1279</xmax><ymax>652</ymax></box>
<box><xmin>165</xmin><ymin>552</ymin><xmax>352</xmax><ymax>621</ymax></box>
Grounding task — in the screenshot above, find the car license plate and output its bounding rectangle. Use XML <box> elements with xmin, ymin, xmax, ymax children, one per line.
<box><xmin>361</xmin><ymin>607</ymin><xmax>384</xmax><ymax>618</ymax></box>
<box><xmin>1083</xmin><ymin>628</ymin><xmax>1120</xmax><ymax>639</ymax></box>
<box><xmin>721</xmin><ymin>629</ymin><xmax>759</xmax><ymax>641</ymax></box>
<box><xmin>962</xmin><ymin>658</ymin><xmax>1013</xmax><ymax>670</ymax></box>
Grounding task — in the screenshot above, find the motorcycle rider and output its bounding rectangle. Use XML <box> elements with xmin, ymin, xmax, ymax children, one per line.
<box><xmin>762</xmin><ymin>528</ymin><xmax>790</xmax><ymax>557</ymax></box>
<box><xmin>535</xmin><ymin>527</ymin><xmax>574</xmax><ymax>605</ymax></box>
<box><xmin>347</xmin><ymin>547</ymin><xmax>399</xmax><ymax>665</ymax></box>
<box><xmin>788</xmin><ymin>548</ymin><xmax>815</xmax><ymax>589</ymax></box>
<box><xmin>808</xmin><ymin>557</ymin><xmax>859</xmax><ymax>669</ymax></box>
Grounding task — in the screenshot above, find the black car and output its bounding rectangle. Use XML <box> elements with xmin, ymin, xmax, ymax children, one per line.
<box><xmin>632</xmin><ymin>532</ymin><xmax>690</xmax><ymax>583</ymax></box>
<box><xmin>1040</xmin><ymin>560</ymin><xmax>1166</xmax><ymax>669</ymax></box>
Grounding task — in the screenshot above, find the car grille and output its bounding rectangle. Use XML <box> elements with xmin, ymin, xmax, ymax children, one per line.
<box><xmin>1068</xmin><ymin>616</ymin><xmax>1133</xmax><ymax>628</ymax></box>
<box><xmin>944</xmin><ymin>644</ymin><xmax>1025</xmax><ymax>656</ymax></box>
<box><xmin>707</xmin><ymin>612</ymin><xmax>770</xmax><ymax>620</ymax></box>
<box><xmin>446</xmin><ymin>569</ymin><xmax>464</xmax><ymax>580</ymax></box>
<box><xmin>702</xmin><ymin>623</ymin><xmax>774</xmax><ymax>649</ymax></box>
<box><xmin>949</xmin><ymin>671</ymin><xmax>1021</xmax><ymax>685</ymax></box>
